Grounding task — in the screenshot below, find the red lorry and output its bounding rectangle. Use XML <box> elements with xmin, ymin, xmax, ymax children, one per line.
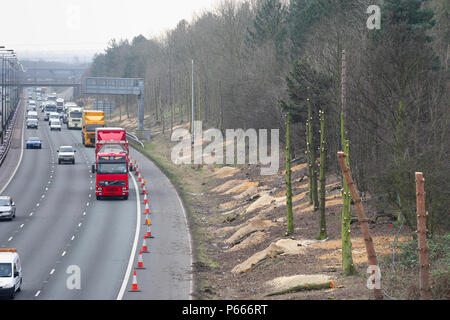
<box><xmin>92</xmin><ymin>127</ymin><xmax>132</xmax><ymax>200</ymax></box>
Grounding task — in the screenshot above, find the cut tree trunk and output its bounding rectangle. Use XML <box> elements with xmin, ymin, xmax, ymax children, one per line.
<box><xmin>415</xmin><ymin>172</ymin><xmax>432</xmax><ymax>300</ymax></box>
<box><xmin>338</xmin><ymin>151</ymin><xmax>383</xmax><ymax>300</ymax></box>
<box><xmin>317</xmin><ymin>109</ymin><xmax>327</xmax><ymax>240</ymax></box>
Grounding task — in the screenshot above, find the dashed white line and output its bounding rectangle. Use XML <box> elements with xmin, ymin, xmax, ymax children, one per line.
<box><xmin>50</xmin><ymin>269</ymin><xmax>55</xmax><ymax>275</ymax></box>
<box><xmin>8</xmin><ymin>237</ymin><xmax>13</xmax><ymax>242</ymax></box>
<box><xmin>35</xmin><ymin>290</ymin><xmax>41</xmax><ymax>297</ymax></box>
<box><xmin>61</xmin><ymin>251</ymin><xmax>66</xmax><ymax>257</ymax></box>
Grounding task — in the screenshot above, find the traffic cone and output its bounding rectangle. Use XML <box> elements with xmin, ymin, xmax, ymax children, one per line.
<box><xmin>144</xmin><ymin>202</ymin><xmax>150</xmax><ymax>214</ymax></box>
<box><xmin>129</xmin><ymin>270</ymin><xmax>140</xmax><ymax>292</ymax></box>
<box><xmin>141</xmin><ymin>185</ymin><xmax>148</xmax><ymax>195</ymax></box>
<box><xmin>143</xmin><ymin>193</ymin><xmax>148</xmax><ymax>204</ymax></box>
<box><xmin>137</xmin><ymin>250</ymin><xmax>145</xmax><ymax>269</ymax></box>
<box><xmin>141</xmin><ymin>235</ymin><xmax>149</xmax><ymax>252</ymax></box>
<box><xmin>139</xmin><ymin>173</ymin><xmax>143</xmax><ymax>182</ymax></box>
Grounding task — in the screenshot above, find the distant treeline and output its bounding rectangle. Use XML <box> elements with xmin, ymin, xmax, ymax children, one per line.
<box><xmin>88</xmin><ymin>0</ymin><xmax>449</xmax><ymax>231</ymax></box>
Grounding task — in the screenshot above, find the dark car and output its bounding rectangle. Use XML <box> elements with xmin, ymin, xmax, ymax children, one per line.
<box><xmin>26</xmin><ymin>137</ymin><xmax>42</xmax><ymax>149</ymax></box>
<box><xmin>0</xmin><ymin>196</ymin><xmax>16</xmax><ymax>220</ymax></box>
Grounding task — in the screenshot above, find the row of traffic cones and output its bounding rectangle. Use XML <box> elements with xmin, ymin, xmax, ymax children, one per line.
<box><xmin>128</xmin><ymin>155</ymin><xmax>155</xmax><ymax>293</ymax></box>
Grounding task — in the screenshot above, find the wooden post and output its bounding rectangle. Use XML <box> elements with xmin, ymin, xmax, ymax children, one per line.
<box><xmin>415</xmin><ymin>172</ymin><xmax>432</xmax><ymax>300</ymax></box>
<box><xmin>337</xmin><ymin>151</ymin><xmax>383</xmax><ymax>300</ymax></box>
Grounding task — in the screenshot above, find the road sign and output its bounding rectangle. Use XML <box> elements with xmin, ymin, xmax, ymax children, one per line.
<box><xmin>94</xmin><ymin>100</ymin><xmax>114</xmax><ymax>115</ymax></box>
<box><xmin>82</xmin><ymin>77</ymin><xmax>147</xmax><ymax>135</ymax></box>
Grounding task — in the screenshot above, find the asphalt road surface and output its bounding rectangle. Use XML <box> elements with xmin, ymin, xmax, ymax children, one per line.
<box><xmin>0</xmin><ymin>91</ymin><xmax>192</xmax><ymax>300</ymax></box>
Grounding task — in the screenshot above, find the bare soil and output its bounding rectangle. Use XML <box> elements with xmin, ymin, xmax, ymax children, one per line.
<box><xmin>109</xmin><ymin>116</ymin><xmax>416</xmax><ymax>300</ymax></box>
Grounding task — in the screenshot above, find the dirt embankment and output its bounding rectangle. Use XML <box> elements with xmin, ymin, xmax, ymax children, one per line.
<box><xmin>107</xmin><ymin>117</ymin><xmax>411</xmax><ymax>300</ymax></box>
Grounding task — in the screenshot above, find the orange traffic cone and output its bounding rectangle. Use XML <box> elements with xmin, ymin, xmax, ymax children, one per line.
<box><xmin>144</xmin><ymin>202</ymin><xmax>150</xmax><ymax>214</ymax></box>
<box><xmin>143</xmin><ymin>193</ymin><xmax>148</xmax><ymax>204</ymax></box>
<box><xmin>129</xmin><ymin>270</ymin><xmax>140</xmax><ymax>292</ymax></box>
<box><xmin>141</xmin><ymin>235</ymin><xmax>148</xmax><ymax>253</ymax></box>
<box><xmin>137</xmin><ymin>250</ymin><xmax>145</xmax><ymax>269</ymax></box>
<box><xmin>145</xmin><ymin>215</ymin><xmax>151</xmax><ymax>226</ymax></box>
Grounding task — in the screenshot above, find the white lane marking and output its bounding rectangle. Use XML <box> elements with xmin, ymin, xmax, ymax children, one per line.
<box><xmin>8</xmin><ymin>237</ymin><xmax>13</xmax><ymax>242</ymax></box>
<box><xmin>78</xmin><ymin>223</ymin><xmax>82</xmax><ymax>227</ymax></box>
<box><xmin>82</xmin><ymin>211</ymin><xmax>86</xmax><ymax>216</ymax></box>
<box><xmin>29</xmin><ymin>212</ymin><xmax>33</xmax><ymax>216</ymax></box>
<box><xmin>117</xmin><ymin>174</ymin><xmax>141</xmax><ymax>300</ymax></box>
<box><xmin>0</xmin><ymin>99</ymin><xmax>25</xmax><ymax>195</ymax></box>
<box><xmin>86</xmin><ymin>202</ymin><xmax>89</xmax><ymax>207</ymax></box>
<box><xmin>71</xmin><ymin>235</ymin><xmax>75</xmax><ymax>241</ymax></box>
<box><xmin>50</xmin><ymin>269</ymin><xmax>55</xmax><ymax>275</ymax></box>
<box><xmin>62</xmin><ymin>251</ymin><xmax>66</xmax><ymax>257</ymax></box>
<box><xmin>20</xmin><ymin>224</ymin><xmax>24</xmax><ymax>228</ymax></box>
<box><xmin>35</xmin><ymin>290</ymin><xmax>41</xmax><ymax>297</ymax></box>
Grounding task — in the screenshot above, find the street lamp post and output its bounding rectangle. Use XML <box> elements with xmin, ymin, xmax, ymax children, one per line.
<box><xmin>0</xmin><ymin>48</ymin><xmax>20</xmax><ymax>144</ymax></box>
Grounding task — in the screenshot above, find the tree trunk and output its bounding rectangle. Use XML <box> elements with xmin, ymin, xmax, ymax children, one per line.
<box><xmin>317</xmin><ymin>109</ymin><xmax>327</xmax><ymax>240</ymax></box>
<box><xmin>415</xmin><ymin>172</ymin><xmax>432</xmax><ymax>300</ymax></box>
<box><xmin>338</xmin><ymin>152</ymin><xmax>383</xmax><ymax>300</ymax></box>
<box><xmin>340</xmin><ymin>49</ymin><xmax>356</xmax><ymax>276</ymax></box>
<box><xmin>306</xmin><ymin>120</ymin><xmax>313</xmax><ymax>205</ymax></box>
<box><xmin>285</xmin><ymin>112</ymin><xmax>293</xmax><ymax>236</ymax></box>
<box><xmin>307</xmin><ymin>98</ymin><xmax>319</xmax><ymax>211</ymax></box>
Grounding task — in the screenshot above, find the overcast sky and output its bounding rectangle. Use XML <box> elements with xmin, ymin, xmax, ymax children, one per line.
<box><xmin>1</xmin><ymin>0</ymin><xmax>219</xmax><ymax>57</ymax></box>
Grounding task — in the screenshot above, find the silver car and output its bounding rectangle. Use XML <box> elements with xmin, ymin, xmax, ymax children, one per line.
<box><xmin>0</xmin><ymin>196</ymin><xmax>16</xmax><ymax>221</ymax></box>
<box><xmin>57</xmin><ymin>145</ymin><xmax>76</xmax><ymax>164</ymax></box>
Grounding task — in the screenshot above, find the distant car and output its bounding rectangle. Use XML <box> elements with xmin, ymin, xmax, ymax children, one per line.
<box><xmin>50</xmin><ymin>119</ymin><xmax>62</xmax><ymax>131</ymax></box>
<box><xmin>26</xmin><ymin>119</ymin><xmax>38</xmax><ymax>129</ymax></box>
<box><xmin>26</xmin><ymin>137</ymin><xmax>42</xmax><ymax>149</ymax></box>
<box><xmin>0</xmin><ymin>196</ymin><xmax>16</xmax><ymax>220</ymax></box>
<box><xmin>48</xmin><ymin>112</ymin><xmax>59</xmax><ymax>125</ymax></box>
<box><xmin>57</xmin><ymin>146</ymin><xmax>76</xmax><ymax>164</ymax></box>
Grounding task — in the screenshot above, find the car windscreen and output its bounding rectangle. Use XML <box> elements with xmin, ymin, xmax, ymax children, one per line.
<box><xmin>51</xmin><ymin>121</ymin><xmax>61</xmax><ymax>125</ymax></box>
<box><xmin>45</xmin><ymin>106</ymin><xmax>57</xmax><ymax>112</ymax></box>
<box><xmin>86</xmin><ymin>124</ymin><xmax>104</xmax><ymax>132</ymax></box>
<box><xmin>0</xmin><ymin>199</ymin><xmax>10</xmax><ymax>206</ymax></box>
<box><xmin>28</xmin><ymin>137</ymin><xmax>40</xmax><ymax>141</ymax></box>
<box><xmin>27</xmin><ymin>115</ymin><xmax>38</xmax><ymax>120</ymax></box>
<box><xmin>0</xmin><ymin>263</ymin><xmax>12</xmax><ymax>277</ymax></box>
<box><xmin>69</xmin><ymin>111</ymin><xmax>82</xmax><ymax>118</ymax></box>
<box><xmin>59</xmin><ymin>147</ymin><xmax>73</xmax><ymax>152</ymax></box>
<box><xmin>97</xmin><ymin>161</ymin><xmax>127</xmax><ymax>174</ymax></box>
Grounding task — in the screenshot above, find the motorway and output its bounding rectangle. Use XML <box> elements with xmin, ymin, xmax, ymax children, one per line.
<box><xmin>0</xmin><ymin>92</ymin><xmax>192</xmax><ymax>299</ymax></box>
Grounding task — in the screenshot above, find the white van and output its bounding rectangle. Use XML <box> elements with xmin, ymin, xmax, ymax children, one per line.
<box><xmin>48</xmin><ymin>112</ymin><xmax>60</xmax><ymax>125</ymax></box>
<box><xmin>0</xmin><ymin>249</ymin><xmax>23</xmax><ymax>299</ymax></box>
<box><xmin>26</xmin><ymin>111</ymin><xmax>39</xmax><ymax>129</ymax></box>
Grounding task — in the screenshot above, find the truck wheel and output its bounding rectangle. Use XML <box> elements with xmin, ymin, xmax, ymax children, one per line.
<box><xmin>123</xmin><ymin>196</ymin><xmax>128</xmax><ymax>200</ymax></box>
<box><xmin>58</xmin><ymin>159</ymin><xmax>61</xmax><ymax>164</ymax></box>
<box><xmin>96</xmin><ymin>196</ymin><xmax>101</xmax><ymax>200</ymax></box>
<box><xmin>72</xmin><ymin>159</ymin><xmax>75</xmax><ymax>164</ymax></box>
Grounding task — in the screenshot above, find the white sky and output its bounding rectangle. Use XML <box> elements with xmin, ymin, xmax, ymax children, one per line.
<box><xmin>1</xmin><ymin>0</ymin><xmax>219</xmax><ymax>56</ymax></box>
